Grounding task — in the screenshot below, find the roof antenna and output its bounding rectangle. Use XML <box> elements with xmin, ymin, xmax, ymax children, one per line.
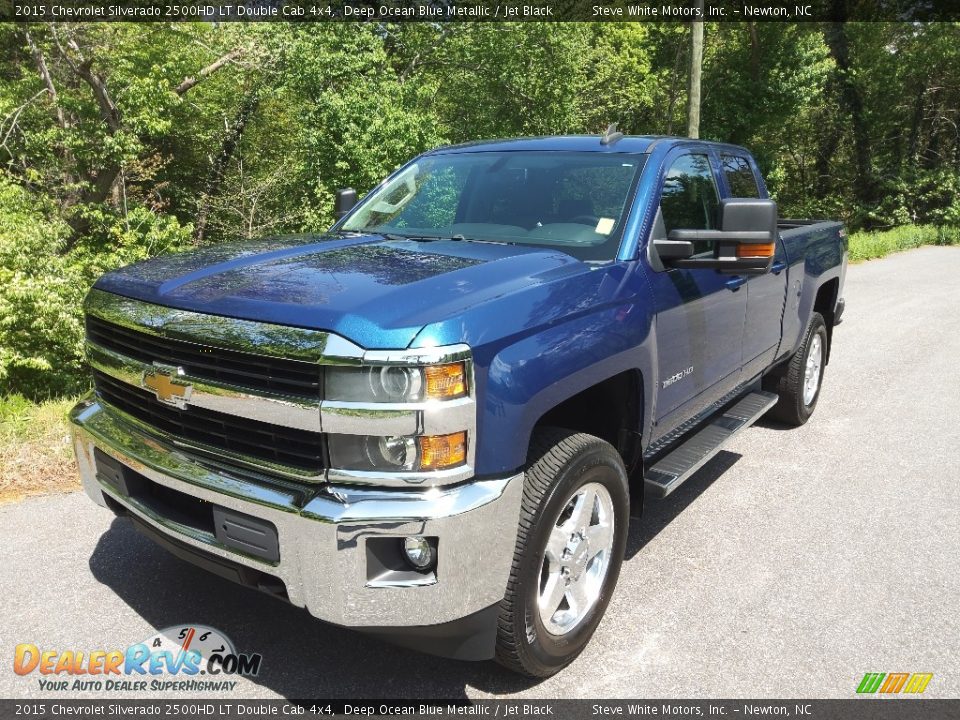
<box><xmin>600</xmin><ymin>122</ymin><xmax>624</xmax><ymax>146</ymax></box>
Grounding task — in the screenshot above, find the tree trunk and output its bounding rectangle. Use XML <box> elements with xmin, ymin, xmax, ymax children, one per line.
<box><xmin>906</xmin><ymin>87</ymin><xmax>925</xmax><ymax>167</ymax></box>
<box><xmin>747</xmin><ymin>22</ymin><xmax>761</xmax><ymax>84</ymax></box>
<box><xmin>687</xmin><ymin>0</ymin><xmax>704</xmax><ymax>139</ymax></box>
<box><xmin>24</xmin><ymin>31</ymin><xmax>67</xmax><ymax>131</ymax></box>
<box><xmin>814</xmin><ymin>119</ymin><xmax>841</xmax><ymax>200</ymax></box>
<box><xmin>192</xmin><ymin>90</ymin><xmax>261</xmax><ymax>245</ymax></box>
<box><xmin>824</xmin><ymin>13</ymin><xmax>876</xmax><ymax>212</ymax></box>
<box><xmin>665</xmin><ymin>32</ymin><xmax>686</xmax><ymax>136</ymax></box>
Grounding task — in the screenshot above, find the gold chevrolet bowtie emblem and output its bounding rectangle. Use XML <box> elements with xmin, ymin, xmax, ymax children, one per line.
<box><xmin>141</xmin><ymin>366</ymin><xmax>192</xmax><ymax>409</ymax></box>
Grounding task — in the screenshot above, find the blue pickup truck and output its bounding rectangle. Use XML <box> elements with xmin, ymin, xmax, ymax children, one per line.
<box><xmin>71</xmin><ymin>135</ymin><xmax>846</xmax><ymax>677</ymax></box>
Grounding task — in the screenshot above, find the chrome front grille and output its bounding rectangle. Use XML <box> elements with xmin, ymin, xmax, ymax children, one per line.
<box><xmin>92</xmin><ymin>370</ymin><xmax>326</xmax><ymax>473</ymax></box>
<box><xmin>85</xmin><ymin>315</ymin><xmax>321</xmax><ymax>399</ymax></box>
<box><xmin>83</xmin><ymin>289</ymin><xmax>345</xmax><ymax>480</ymax></box>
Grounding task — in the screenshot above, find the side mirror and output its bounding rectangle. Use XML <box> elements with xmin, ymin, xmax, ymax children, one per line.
<box><xmin>654</xmin><ymin>198</ymin><xmax>778</xmax><ymax>274</ymax></box>
<box><xmin>334</xmin><ymin>188</ymin><xmax>358</xmax><ymax>220</ymax></box>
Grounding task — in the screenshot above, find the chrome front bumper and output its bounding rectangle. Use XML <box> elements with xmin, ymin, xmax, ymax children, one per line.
<box><xmin>71</xmin><ymin>397</ymin><xmax>523</xmax><ymax>629</ymax></box>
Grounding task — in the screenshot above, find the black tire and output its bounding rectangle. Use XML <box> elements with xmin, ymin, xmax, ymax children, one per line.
<box><xmin>763</xmin><ymin>312</ymin><xmax>828</xmax><ymax>426</ymax></box>
<box><xmin>495</xmin><ymin>428</ymin><xmax>629</xmax><ymax>678</ymax></box>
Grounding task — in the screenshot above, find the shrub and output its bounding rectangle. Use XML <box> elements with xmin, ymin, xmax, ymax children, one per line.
<box><xmin>847</xmin><ymin>225</ymin><xmax>960</xmax><ymax>262</ymax></box>
<box><xmin>0</xmin><ymin>176</ymin><xmax>192</xmax><ymax>399</ymax></box>
<box><xmin>0</xmin><ymin>178</ymin><xmax>84</xmax><ymax>399</ymax></box>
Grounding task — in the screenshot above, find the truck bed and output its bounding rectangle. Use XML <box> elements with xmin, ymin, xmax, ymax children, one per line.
<box><xmin>778</xmin><ymin>218</ymin><xmax>837</xmax><ymax>231</ymax></box>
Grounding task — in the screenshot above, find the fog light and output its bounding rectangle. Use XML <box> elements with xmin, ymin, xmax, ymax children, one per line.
<box><xmin>402</xmin><ymin>536</ymin><xmax>436</xmax><ymax>571</ymax></box>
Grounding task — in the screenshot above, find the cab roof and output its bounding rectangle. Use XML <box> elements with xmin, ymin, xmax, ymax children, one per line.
<box><xmin>430</xmin><ymin>135</ymin><xmax>660</xmax><ymax>155</ymax></box>
<box><xmin>430</xmin><ymin>135</ymin><xmax>750</xmax><ymax>157</ymax></box>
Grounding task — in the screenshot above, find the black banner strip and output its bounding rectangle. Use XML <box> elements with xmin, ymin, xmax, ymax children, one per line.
<box><xmin>2</xmin><ymin>0</ymin><xmax>960</xmax><ymax>23</ymax></box>
<box><xmin>2</xmin><ymin>699</ymin><xmax>959</xmax><ymax>720</ymax></box>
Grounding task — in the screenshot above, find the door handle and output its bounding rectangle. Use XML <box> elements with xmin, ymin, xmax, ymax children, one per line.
<box><xmin>771</xmin><ymin>260</ymin><xmax>787</xmax><ymax>275</ymax></box>
<box><xmin>725</xmin><ymin>276</ymin><xmax>747</xmax><ymax>291</ymax></box>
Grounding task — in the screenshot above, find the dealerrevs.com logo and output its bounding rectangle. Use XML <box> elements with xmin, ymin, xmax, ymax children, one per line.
<box><xmin>13</xmin><ymin>625</ymin><xmax>262</xmax><ymax>692</ymax></box>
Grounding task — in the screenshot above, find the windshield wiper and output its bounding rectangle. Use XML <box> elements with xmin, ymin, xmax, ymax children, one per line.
<box><xmin>378</xmin><ymin>232</ymin><xmax>472</xmax><ymax>243</ymax></box>
<box><xmin>376</xmin><ymin>230</ymin><xmax>508</xmax><ymax>246</ymax></box>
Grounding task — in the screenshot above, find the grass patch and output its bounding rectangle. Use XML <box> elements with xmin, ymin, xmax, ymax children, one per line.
<box><xmin>0</xmin><ymin>394</ymin><xmax>81</xmax><ymax>503</ymax></box>
<box><xmin>848</xmin><ymin>225</ymin><xmax>960</xmax><ymax>262</ymax></box>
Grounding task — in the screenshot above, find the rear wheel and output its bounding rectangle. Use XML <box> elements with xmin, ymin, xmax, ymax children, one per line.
<box><xmin>764</xmin><ymin>312</ymin><xmax>828</xmax><ymax>426</ymax></box>
<box><xmin>495</xmin><ymin>428</ymin><xmax>629</xmax><ymax>677</ymax></box>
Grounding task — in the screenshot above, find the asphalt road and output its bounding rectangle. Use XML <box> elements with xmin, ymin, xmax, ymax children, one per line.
<box><xmin>2</xmin><ymin>246</ymin><xmax>959</xmax><ymax>700</ymax></box>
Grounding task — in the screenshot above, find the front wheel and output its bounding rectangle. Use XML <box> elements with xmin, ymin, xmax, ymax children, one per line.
<box><xmin>495</xmin><ymin>428</ymin><xmax>629</xmax><ymax>677</ymax></box>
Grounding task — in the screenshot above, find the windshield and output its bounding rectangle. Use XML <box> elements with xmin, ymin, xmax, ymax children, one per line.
<box><xmin>340</xmin><ymin>151</ymin><xmax>645</xmax><ymax>262</ymax></box>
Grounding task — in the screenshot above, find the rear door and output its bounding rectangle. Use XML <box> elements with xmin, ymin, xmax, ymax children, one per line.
<box><xmin>645</xmin><ymin>150</ymin><xmax>747</xmax><ymax>438</ymax></box>
<box><xmin>718</xmin><ymin>152</ymin><xmax>788</xmax><ymax>378</ymax></box>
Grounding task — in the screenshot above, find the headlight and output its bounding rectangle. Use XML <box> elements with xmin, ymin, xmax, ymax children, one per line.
<box><xmin>326</xmin><ymin>362</ymin><xmax>467</xmax><ymax>402</ymax></box>
<box><xmin>329</xmin><ymin>432</ymin><xmax>467</xmax><ymax>472</ymax></box>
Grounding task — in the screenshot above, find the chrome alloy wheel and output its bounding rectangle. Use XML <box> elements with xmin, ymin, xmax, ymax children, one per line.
<box><xmin>537</xmin><ymin>482</ymin><xmax>615</xmax><ymax>636</ymax></box>
<box><xmin>803</xmin><ymin>334</ymin><xmax>823</xmax><ymax>406</ymax></box>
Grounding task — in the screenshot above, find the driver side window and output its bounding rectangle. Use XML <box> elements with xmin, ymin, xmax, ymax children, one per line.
<box><xmin>659</xmin><ymin>154</ymin><xmax>720</xmax><ymax>256</ymax></box>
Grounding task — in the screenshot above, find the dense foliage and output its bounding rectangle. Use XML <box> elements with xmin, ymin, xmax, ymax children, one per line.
<box><xmin>1</xmin><ymin>21</ymin><xmax>959</xmax><ymax>398</ymax></box>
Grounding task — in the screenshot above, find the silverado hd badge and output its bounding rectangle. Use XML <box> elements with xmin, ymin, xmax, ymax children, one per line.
<box><xmin>662</xmin><ymin>366</ymin><xmax>694</xmax><ymax>388</ymax></box>
<box><xmin>141</xmin><ymin>364</ymin><xmax>193</xmax><ymax>409</ymax></box>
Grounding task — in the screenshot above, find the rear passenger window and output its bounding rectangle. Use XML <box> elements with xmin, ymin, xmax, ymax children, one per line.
<box><xmin>721</xmin><ymin>154</ymin><xmax>760</xmax><ymax>198</ymax></box>
<box><xmin>659</xmin><ymin>153</ymin><xmax>720</xmax><ymax>256</ymax></box>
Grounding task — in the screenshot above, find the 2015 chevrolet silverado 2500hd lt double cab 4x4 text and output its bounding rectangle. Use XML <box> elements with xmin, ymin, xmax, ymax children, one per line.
<box><xmin>70</xmin><ymin>135</ymin><xmax>847</xmax><ymax>677</ymax></box>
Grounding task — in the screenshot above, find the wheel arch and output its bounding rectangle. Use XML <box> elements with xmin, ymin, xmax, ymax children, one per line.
<box><xmin>813</xmin><ymin>277</ymin><xmax>840</xmax><ymax>363</ymax></box>
<box><xmin>476</xmin><ymin>345</ymin><xmax>652</xmax><ymax>479</ymax></box>
<box><xmin>472</xmin><ymin>297</ymin><xmax>655</xmax><ymax>480</ymax></box>
<box><xmin>532</xmin><ymin>369</ymin><xmax>644</xmax><ymax>475</ymax></box>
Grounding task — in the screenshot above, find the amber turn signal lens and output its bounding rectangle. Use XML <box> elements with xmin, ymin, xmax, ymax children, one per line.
<box><xmin>737</xmin><ymin>242</ymin><xmax>776</xmax><ymax>259</ymax></box>
<box><xmin>424</xmin><ymin>362</ymin><xmax>467</xmax><ymax>399</ymax></box>
<box><xmin>418</xmin><ymin>432</ymin><xmax>467</xmax><ymax>470</ymax></box>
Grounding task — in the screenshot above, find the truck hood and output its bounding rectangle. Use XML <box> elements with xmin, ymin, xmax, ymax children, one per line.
<box><xmin>94</xmin><ymin>233</ymin><xmax>590</xmax><ymax>349</ymax></box>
